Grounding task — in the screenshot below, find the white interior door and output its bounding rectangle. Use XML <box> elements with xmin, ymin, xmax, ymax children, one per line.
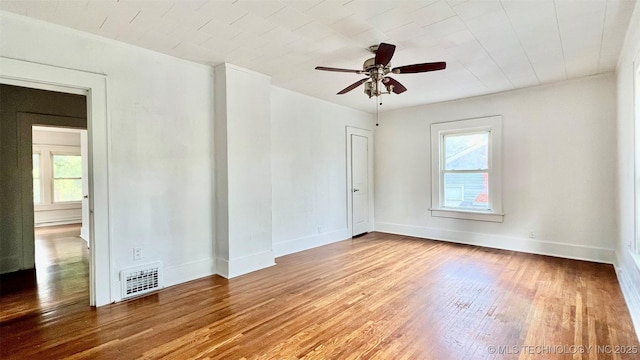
<box><xmin>351</xmin><ymin>134</ymin><xmax>369</xmax><ymax>236</ymax></box>
<box><xmin>80</xmin><ymin>130</ymin><xmax>90</xmax><ymax>245</ymax></box>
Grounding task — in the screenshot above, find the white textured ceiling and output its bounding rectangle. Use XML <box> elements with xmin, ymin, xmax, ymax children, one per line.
<box><xmin>0</xmin><ymin>0</ymin><xmax>636</xmax><ymax>112</ymax></box>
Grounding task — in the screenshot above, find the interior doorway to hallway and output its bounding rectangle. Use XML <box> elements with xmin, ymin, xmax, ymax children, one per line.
<box><xmin>1</xmin><ymin>57</ymin><xmax>111</xmax><ymax>306</ymax></box>
<box><xmin>0</xmin><ymin>84</ymin><xmax>90</xmax><ymax>316</ymax></box>
<box><xmin>32</xmin><ymin>124</ymin><xmax>90</xmax><ymax>309</ymax></box>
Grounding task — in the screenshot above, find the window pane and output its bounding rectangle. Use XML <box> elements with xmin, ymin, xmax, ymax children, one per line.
<box><xmin>33</xmin><ymin>179</ymin><xmax>41</xmax><ymax>204</ymax></box>
<box><xmin>444</xmin><ymin>133</ymin><xmax>488</xmax><ymax>170</ymax></box>
<box><xmin>32</xmin><ymin>154</ymin><xmax>40</xmax><ymax>204</ymax></box>
<box><xmin>443</xmin><ymin>172</ymin><xmax>489</xmax><ymax>210</ymax></box>
<box><xmin>53</xmin><ymin>155</ymin><xmax>81</xmax><ymax>178</ymax></box>
<box><xmin>32</xmin><ymin>154</ymin><xmax>40</xmax><ymax>178</ymax></box>
<box><xmin>54</xmin><ymin>179</ymin><xmax>82</xmax><ymax>202</ymax></box>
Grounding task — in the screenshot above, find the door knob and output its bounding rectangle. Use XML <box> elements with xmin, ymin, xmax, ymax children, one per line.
<box><xmin>353</xmin><ymin>188</ymin><xmax>360</xmax><ymax>192</ymax></box>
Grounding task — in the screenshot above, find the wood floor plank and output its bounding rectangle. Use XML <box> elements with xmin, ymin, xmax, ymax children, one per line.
<box><xmin>1</xmin><ymin>231</ymin><xmax>638</xmax><ymax>359</ymax></box>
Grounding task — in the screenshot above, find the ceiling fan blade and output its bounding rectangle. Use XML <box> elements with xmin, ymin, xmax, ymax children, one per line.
<box><xmin>392</xmin><ymin>62</ymin><xmax>447</xmax><ymax>74</ymax></box>
<box><xmin>375</xmin><ymin>43</ymin><xmax>396</xmax><ymax>66</ymax></box>
<box><xmin>337</xmin><ymin>78</ymin><xmax>369</xmax><ymax>95</ymax></box>
<box><xmin>383</xmin><ymin>77</ymin><xmax>407</xmax><ymax>94</ymax></box>
<box><xmin>315</xmin><ymin>66</ymin><xmax>363</xmax><ymax>74</ymax></box>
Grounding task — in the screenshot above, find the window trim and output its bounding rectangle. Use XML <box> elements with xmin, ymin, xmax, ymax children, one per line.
<box><xmin>51</xmin><ymin>153</ymin><xmax>83</xmax><ymax>204</ymax></box>
<box><xmin>430</xmin><ymin>115</ymin><xmax>504</xmax><ymax>222</ymax></box>
<box><xmin>33</xmin><ymin>144</ymin><xmax>81</xmax><ymax>210</ymax></box>
<box><xmin>32</xmin><ymin>152</ymin><xmax>42</xmax><ymax>205</ymax></box>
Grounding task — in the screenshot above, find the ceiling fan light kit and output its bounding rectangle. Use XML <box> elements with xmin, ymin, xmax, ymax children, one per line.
<box><xmin>315</xmin><ymin>42</ymin><xmax>446</xmax><ymax>100</ymax></box>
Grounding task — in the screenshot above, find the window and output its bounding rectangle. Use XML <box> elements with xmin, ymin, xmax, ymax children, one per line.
<box><xmin>33</xmin><ymin>153</ymin><xmax>41</xmax><ymax>204</ymax></box>
<box><xmin>32</xmin><ymin>146</ymin><xmax>82</xmax><ymax>208</ymax></box>
<box><xmin>430</xmin><ymin>116</ymin><xmax>503</xmax><ymax>222</ymax></box>
<box><xmin>52</xmin><ymin>155</ymin><xmax>82</xmax><ymax>202</ymax></box>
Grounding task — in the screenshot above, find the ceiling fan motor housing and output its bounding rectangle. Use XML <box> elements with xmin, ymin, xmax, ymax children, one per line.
<box><xmin>363</xmin><ymin>58</ymin><xmax>390</xmax><ymax>75</ymax></box>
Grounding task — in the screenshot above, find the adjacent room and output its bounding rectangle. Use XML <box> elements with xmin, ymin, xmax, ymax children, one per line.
<box><xmin>1</xmin><ymin>0</ymin><xmax>639</xmax><ymax>358</ymax></box>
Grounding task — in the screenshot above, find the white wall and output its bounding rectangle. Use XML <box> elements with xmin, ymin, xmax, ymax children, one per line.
<box><xmin>615</xmin><ymin>1</ymin><xmax>640</xmax><ymax>336</ymax></box>
<box><xmin>214</xmin><ymin>63</ymin><xmax>274</xmax><ymax>278</ymax></box>
<box><xmin>375</xmin><ymin>73</ymin><xmax>617</xmax><ymax>263</ymax></box>
<box><xmin>271</xmin><ymin>87</ymin><xmax>373</xmax><ymax>256</ymax></box>
<box><xmin>0</xmin><ymin>13</ymin><xmax>215</xmax><ymax>297</ymax></box>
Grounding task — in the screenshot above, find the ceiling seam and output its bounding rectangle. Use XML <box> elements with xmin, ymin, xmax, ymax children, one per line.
<box><xmin>498</xmin><ymin>0</ymin><xmax>541</xmax><ymax>85</ymax></box>
<box><xmin>99</xmin><ymin>16</ymin><xmax>107</xmax><ymax>30</ymax></box>
<box><xmin>552</xmin><ymin>0</ymin><xmax>569</xmax><ymax>80</ymax></box>
<box><xmin>129</xmin><ymin>10</ymin><xmax>141</xmax><ymax>24</ymax></box>
<box><xmin>596</xmin><ymin>1</ymin><xmax>609</xmax><ymax>73</ymax></box>
<box><xmin>453</xmin><ymin>60</ymin><xmax>489</xmax><ymax>90</ymax></box>
<box><xmin>450</xmin><ymin>4</ymin><xmax>515</xmax><ymax>89</ymax></box>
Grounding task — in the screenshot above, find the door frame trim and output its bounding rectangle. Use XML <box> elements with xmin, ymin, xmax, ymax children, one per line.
<box><xmin>346</xmin><ymin>126</ymin><xmax>374</xmax><ymax>237</ymax></box>
<box><xmin>1</xmin><ymin>57</ymin><xmax>112</xmax><ymax>307</ymax></box>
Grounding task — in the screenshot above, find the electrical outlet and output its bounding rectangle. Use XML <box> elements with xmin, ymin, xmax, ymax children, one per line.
<box><xmin>133</xmin><ymin>247</ymin><xmax>142</xmax><ymax>260</ymax></box>
<box><xmin>529</xmin><ymin>231</ymin><xmax>535</xmax><ymax>239</ymax></box>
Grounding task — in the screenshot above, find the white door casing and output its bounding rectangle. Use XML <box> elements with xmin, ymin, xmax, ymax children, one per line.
<box><xmin>80</xmin><ymin>130</ymin><xmax>90</xmax><ymax>244</ymax></box>
<box><xmin>1</xmin><ymin>57</ymin><xmax>112</xmax><ymax>307</ymax></box>
<box><xmin>351</xmin><ymin>134</ymin><xmax>369</xmax><ymax>236</ymax></box>
<box><xmin>346</xmin><ymin>127</ymin><xmax>373</xmax><ymax>237</ymax></box>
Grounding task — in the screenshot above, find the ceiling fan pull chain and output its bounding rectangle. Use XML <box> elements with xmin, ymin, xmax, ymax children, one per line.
<box><xmin>376</xmin><ymin>97</ymin><xmax>380</xmax><ymax>127</ymax></box>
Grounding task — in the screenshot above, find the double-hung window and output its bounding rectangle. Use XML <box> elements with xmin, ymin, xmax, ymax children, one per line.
<box><xmin>430</xmin><ymin>116</ymin><xmax>503</xmax><ymax>222</ymax></box>
<box><xmin>52</xmin><ymin>154</ymin><xmax>82</xmax><ymax>203</ymax></box>
<box><xmin>32</xmin><ymin>147</ymin><xmax>82</xmax><ymax>206</ymax></box>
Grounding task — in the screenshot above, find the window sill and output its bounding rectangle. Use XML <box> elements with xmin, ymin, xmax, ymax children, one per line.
<box><xmin>429</xmin><ymin>208</ymin><xmax>504</xmax><ymax>223</ymax></box>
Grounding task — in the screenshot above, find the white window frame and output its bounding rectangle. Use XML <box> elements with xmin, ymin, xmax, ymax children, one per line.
<box><xmin>430</xmin><ymin>115</ymin><xmax>504</xmax><ymax>222</ymax></box>
<box><xmin>32</xmin><ymin>152</ymin><xmax>42</xmax><ymax>205</ymax></box>
<box><xmin>33</xmin><ymin>144</ymin><xmax>81</xmax><ymax>211</ymax></box>
<box><xmin>51</xmin><ymin>152</ymin><xmax>83</xmax><ymax>204</ymax></box>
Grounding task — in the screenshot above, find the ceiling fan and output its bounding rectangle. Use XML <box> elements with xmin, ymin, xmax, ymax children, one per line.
<box><xmin>315</xmin><ymin>42</ymin><xmax>446</xmax><ymax>99</ymax></box>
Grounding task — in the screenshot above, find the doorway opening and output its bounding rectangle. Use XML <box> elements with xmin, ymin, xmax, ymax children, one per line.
<box><xmin>32</xmin><ymin>125</ymin><xmax>89</xmax><ymax>308</ymax></box>
<box><xmin>0</xmin><ymin>84</ymin><xmax>93</xmax><ymax>318</ymax></box>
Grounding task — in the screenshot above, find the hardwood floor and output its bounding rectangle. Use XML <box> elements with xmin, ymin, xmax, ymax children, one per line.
<box><xmin>1</xmin><ymin>232</ymin><xmax>637</xmax><ymax>359</ymax></box>
<box><xmin>0</xmin><ymin>224</ymin><xmax>89</xmax><ymax>324</ymax></box>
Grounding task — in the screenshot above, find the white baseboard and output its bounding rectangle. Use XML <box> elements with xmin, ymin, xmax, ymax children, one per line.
<box><xmin>615</xmin><ymin>251</ymin><xmax>640</xmax><ymax>340</ymax></box>
<box><xmin>216</xmin><ymin>250</ymin><xmax>275</xmax><ymax>279</ymax></box>
<box><xmin>164</xmin><ymin>257</ymin><xmax>217</xmax><ymax>288</ymax></box>
<box><xmin>375</xmin><ymin>222</ymin><xmax>615</xmax><ymax>264</ymax></box>
<box><xmin>111</xmin><ymin>257</ymin><xmax>217</xmax><ymax>302</ymax></box>
<box><xmin>615</xmin><ymin>265</ymin><xmax>640</xmax><ymax>339</ymax></box>
<box><xmin>273</xmin><ymin>229</ymin><xmax>350</xmax><ymax>257</ymax></box>
<box><xmin>34</xmin><ymin>219</ymin><xmax>82</xmax><ymax>227</ymax></box>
